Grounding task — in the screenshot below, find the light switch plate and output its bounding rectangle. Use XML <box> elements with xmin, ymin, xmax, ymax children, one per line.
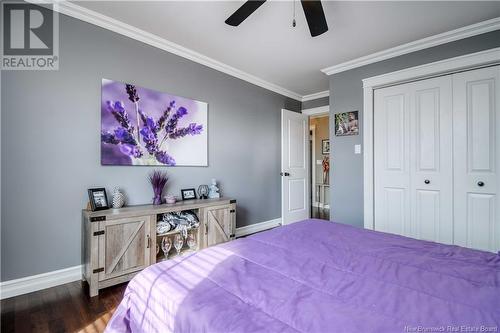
<box><xmin>316</xmin><ymin>160</ymin><xmax>322</xmax><ymax>165</ymax></box>
<box><xmin>355</xmin><ymin>144</ymin><xmax>361</xmax><ymax>154</ymax></box>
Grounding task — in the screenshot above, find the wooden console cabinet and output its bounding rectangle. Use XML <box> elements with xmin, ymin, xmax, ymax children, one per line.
<box><xmin>82</xmin><ymin>198</ymin><xmax>236</xmax><ymax>297</ymax></box>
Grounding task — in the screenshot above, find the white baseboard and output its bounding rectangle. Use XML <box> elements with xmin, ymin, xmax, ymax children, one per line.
<box><xmin>0</xmin><ymin>265</ymin><xmax>82</xmax><ymax>300</ymax></box>
<box><xmin>312</xmin><ymin>202</ymin><xmax>330</xmax><ymax>209</ymax></box>
<box><xmin>235</xmin><ymin>218</ymin><xmax>282</xmax><ymax>238</ymax></box>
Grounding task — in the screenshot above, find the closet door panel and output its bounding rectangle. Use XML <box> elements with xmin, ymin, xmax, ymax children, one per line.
<box><xmin>415</xmin><ymin>190</ymin><xmax>440</xmax><ymax>241</ymax></box>
<box><xmin>453</xmin><ymin>66</ymin><xmax>500</xmax><ymax>252</ymax></box>
<box><xmin>409</xmin><ymin>77</ymin><xmax>453</xmax><ymax>244</ymax></box>
<box><xmin>466</xmin><ymin>194</ymin><xmax>496</xmax><ymax>252</ymax></box>
<box><xmin>415</xmin><ymin>88</ymin><xmax>440</xmax><ymax>171</ymax></box>
<box><xmin>374</xmin><ymin>86</ymin><xmax>411</xmax><ymax>236</ymax></box>
<box><xmin>383</xmin><ymin>188</ymin><xmax>406</xmax><ymax>235</ymax></box>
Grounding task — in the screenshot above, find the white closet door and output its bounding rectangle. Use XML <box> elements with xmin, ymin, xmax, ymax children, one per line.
<box><xmin>374</xmin><ymin>84</ymin><xmax>411</xmax><ymax>236</ymax></box>
<box><xmin>374</xmin><ymin>76</ymin><xmax>453</xmax><ymax>242</ymax></box>
<box><xmin>409</xmin><ymin>77</ymin><xmax>453</xmax><ymax>244</ymax></box>
<box><xmin>453</xmin><ymin>66</ymin><xmax>500</xmax><ymax>252</ymax></box>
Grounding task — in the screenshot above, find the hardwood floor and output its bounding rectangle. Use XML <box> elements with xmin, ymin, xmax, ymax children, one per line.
<box><xmin>1</xmin><ymin>281</ymin><xmax>126</xmax><ymax>333</ymax></box>
<box><xmin>311</xmin><ymin>206</ymin><xmax>330</xmax><ymax>220</ymax></box>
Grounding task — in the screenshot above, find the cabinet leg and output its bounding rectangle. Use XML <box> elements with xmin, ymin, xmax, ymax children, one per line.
<box><xmin>89</xmin><ymin>273</ymin><xmax>99</xmax><ymax>297</ymax></box>
<box><xmin>89</xmin><ymin>283</ymin><xmax>99</xmax><ymax>297</ymax></box>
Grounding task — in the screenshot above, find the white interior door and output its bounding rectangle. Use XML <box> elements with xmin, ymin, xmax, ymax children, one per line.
<box><xmin>281</xmin><ymin>109</ymin><xmax>310</xmax><ymax>225</ymax></box>
<box><xmin>374</xmin><ymin>76</ymin><xmax>453</xmax><ymax>243</ymax></box>
<box><xmin>453</xmin><ymin>66</ymin><xmax>500</xmax><ymax>252</ymax></box>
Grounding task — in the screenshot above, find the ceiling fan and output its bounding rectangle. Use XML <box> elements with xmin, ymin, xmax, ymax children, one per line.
<box><xmin>225</xmin><ymin>0</ymin><xmax>328</xmax><ymax>37</ymax></box>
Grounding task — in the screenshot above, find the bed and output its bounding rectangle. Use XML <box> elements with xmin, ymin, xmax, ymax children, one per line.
<box><xmin>105</xmin><ymin>219</ymin><xmax>500</xmax><ymax>333</ymax></box>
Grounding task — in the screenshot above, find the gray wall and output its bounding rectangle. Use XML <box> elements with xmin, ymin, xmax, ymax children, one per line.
<box><xmin>302</xmin><ymin>96</ymin><xmax>329</xmax><ymax>110</ymax></box>
<box><xmin>1</xmin><ymin>14</ymin><xmax>300</xmax><ymax>281</ymax></box>
<box><xmin>329</xmin><ymin>30</ymin><xmax>500</xmax><ymax>227</ymax></box>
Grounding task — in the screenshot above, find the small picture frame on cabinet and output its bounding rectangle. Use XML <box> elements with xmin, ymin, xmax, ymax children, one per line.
<box><xmin>181</xmin><ymin>188</ymin><xmax>197</xmax><ymax>201</ymax></box>
<box><xmin>88</xmin><ymin>188</ymin><xmax>109</xmax><ymax>211</ymax></box>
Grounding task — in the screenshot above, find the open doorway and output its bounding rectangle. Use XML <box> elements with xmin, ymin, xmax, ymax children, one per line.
<box><xmin>310</xmin><ymin>115</ymin><xmax>330</xmax><ymax>220</ymax></box>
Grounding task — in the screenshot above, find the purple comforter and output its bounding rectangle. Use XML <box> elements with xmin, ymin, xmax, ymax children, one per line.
<box><xmin>106</xmin><ymin>219</ymin><xmax>500</xmax><ymax>333</ymax></box>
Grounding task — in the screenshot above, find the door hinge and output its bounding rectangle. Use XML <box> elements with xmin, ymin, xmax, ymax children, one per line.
<box><xmin>93</xmin><ymin>267</ymin><xmax>104</xmax><ymax>273</ymax></box>
<box><xmin>90</xmin><ymin>216</ymin><xmax>106</xmax><ymax>222</ymax></box>
<box><xmin>93</xmin><ymin>230</ymin><xmax>105</xmax><ymax>236</ymax></box>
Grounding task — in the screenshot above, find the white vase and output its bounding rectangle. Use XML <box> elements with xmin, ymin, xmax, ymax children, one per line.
<box><xmin>112</xmin><ymin>187</ymin><xmax>125</xmax><ymax>208</ymax></box>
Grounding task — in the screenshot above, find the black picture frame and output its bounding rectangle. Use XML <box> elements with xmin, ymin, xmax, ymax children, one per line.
<box><xmin>181</xmin><ymin>188</ymin><xmax>197</xmax><ymax>201</ymax></box>
<box><xmin>88</xmin><ymin>188</ymin><xmax>109</xmax><ymax>211</ymax></box>
<box><xmin>322</xmin><ymin>139</ymin><xmax>330</xmax><ymax>155</ymax></box>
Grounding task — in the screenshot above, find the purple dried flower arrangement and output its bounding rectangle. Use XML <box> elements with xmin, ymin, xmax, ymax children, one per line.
<box><xmin>101</xmin><ymin>79</ymin><xmax>208</xmax><ymax>166</ymax></box>
<box><xmin>149</xmin><ymin>170</ymin><xmax>168</xmax><ymax>205</ymax></box>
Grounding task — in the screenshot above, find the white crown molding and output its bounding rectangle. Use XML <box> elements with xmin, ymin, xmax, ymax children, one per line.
<box><xmin>29</xmin><ymin>0</ymin><xmax>303</xmax><ymax>101</ymax></box>
<box><xmin>235</xmin><ymin>218</ymin><xmax>282</xmax><ymax>238</ymax></box>
<box><xmin>302</xmin><ymin>105</ymin><xmax>329</xmax><ymax>116</ymax></box>
<box><xmin>0</xmin><ymin>265</ymin><xmax>82</xmax><ymax>299</ymax></box>
<box><xmin>321</xmin><ymin>17</ymin><xmax>500</xmax><ymax>76</ymax></box>
<box><xmin>362</xmin><ymin>47</ymin><xmax>500</xmax><ymax>89</ymax></box>
<box><xmin>301</xmin><ymin>90</ymin><xmax>329</xmax><ymax>102</ymax></box>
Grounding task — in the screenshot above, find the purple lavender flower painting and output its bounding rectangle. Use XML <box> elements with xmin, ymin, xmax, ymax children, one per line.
<box><xmin>101</xmin><ymin>79</ymin><xmax>207</xmax><ymax>166</ymax></box>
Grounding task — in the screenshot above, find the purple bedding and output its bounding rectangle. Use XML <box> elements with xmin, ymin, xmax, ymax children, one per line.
<box><xmin>106</xmin><ymin>219</ymin><xmax>500</xmax><ymax>333</ymax></box>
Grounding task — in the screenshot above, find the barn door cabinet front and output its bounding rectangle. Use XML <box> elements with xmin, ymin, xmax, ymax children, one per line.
<box><xmin>85</xmin><ymin>215</ymin><xmax>152</xmax><ymax>297</ymax></box>
<box><xmin>97</xmin><ymin>216</ymin><xmax>152</xmax><ymax>281</ymax></box>
<box><xmin>202</xmin><ymin>203</ymin><xmax>236</xmax><ymax>248</ymax></box>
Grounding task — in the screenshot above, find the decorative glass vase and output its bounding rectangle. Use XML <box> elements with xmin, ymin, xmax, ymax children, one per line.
<box><xmin>112</xmin><ymin>187</ymin><xmax>125</xmax><ymax>208</ymax></box>
<box><xmin>149</xmin><ymin>170</ymin><xmax>168</xmax><ymax>205</ymax></box>
<box><xmin>153</xmin><ymin>195</ymin><xmax>163</xmax><ymax>205</ymax></box>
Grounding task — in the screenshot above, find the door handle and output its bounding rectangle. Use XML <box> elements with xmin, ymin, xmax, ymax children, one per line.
<box><xmin>477</xmin><ymin>181</ymin><xmax>485</xmax><ymax>187</ymax></box>
<box><xmin>147</xmin><ymin>235</ymin><xmax>151</xmax><ymax>248</ymax></box>
<box><xmin>424</xmin><ymin>179</ymin><xmax>430</xmax><ymax>184</ymax></box>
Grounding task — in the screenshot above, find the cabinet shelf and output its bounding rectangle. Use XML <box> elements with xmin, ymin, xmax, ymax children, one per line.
<box><xmin>156</xmin><ymin>226</ymin><xmax>199</xmax><ymax>238</ymax></box>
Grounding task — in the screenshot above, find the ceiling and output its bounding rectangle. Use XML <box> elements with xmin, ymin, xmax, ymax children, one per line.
<box><xmin>73</xmin><ymin>1</ymin><xmax>500</xmax><ymax>97</ymax></box>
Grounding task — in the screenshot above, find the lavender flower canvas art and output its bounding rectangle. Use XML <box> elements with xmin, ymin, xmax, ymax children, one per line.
<box><xmin>101</xmin><ymin>79</ymin><xmax>207</xmax><ymax>166</ymax></box>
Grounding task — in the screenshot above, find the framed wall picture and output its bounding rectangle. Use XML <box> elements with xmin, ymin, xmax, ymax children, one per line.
<box><xmin>335</xmin><ymin>111</ymin><xmax>359</xmax><ymax>136</ymax></box>
<box><xmin>88</xmin><ymin>188</ymin><xmax>109</xmax><ymax>211</ymax></box>
<box><xmin>101</xmin><ymin>78</ymin><xmax>208</xmax><ymax>166</ymax></box>
<box><xmin>322</xmin><ymin>139</ymin><xmax>330</xmax><ymax>155</ymax></box>
<box><xmin>181</xmin><ymin>188</ymin><xmax>197</xmax><ymax>200</ymax></box>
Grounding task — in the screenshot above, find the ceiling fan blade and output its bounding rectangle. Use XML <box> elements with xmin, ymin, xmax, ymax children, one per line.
<box><xmin>225</xmin><ymin>1</ymin><xmax>267</xmax><ymax>26</ymax></box>
<box><xmin>301</xmin><ymin>0</ymin><xmax>328</xmax><ymax>37</ymax></box>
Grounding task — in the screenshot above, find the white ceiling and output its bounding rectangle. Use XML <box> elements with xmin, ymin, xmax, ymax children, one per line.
<box><xmin>73</xmin><ymin>1</ymin><xmax>500</xmax><ymax>97</ymax></box>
